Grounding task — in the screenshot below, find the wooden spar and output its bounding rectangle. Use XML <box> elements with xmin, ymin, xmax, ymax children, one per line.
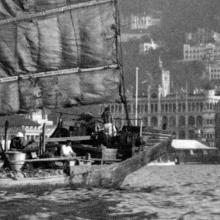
<box><xmin>114</xmin><ymin>0</ymin><xmax>131</xmax><ymax>126</ymax></box>
<box><xmin>4</xmin><ymin>120</ymin><xmax>9</xmax><ymax>151</ymax></box>
<box><xmin>0</xmin><ymin>121</ymin><xmax>11</xmax><ymax>169</ymax></box>
<box><xmin>0</xmin><ymin>0</ymin><xmax>113</xmax><ymax>26</ymax></box>
<box><xmin>42</xmin><ymin>124</ymin><xmax>46</xmax><ymax>153</ymax></box>
<box><xmin>46</xmin><ymin>136</ymin><xmax>91</xmax><ymax>143</ymax></box>
<box><xmin>39</xmin><ymin>123</ymin><xmax>46</xmax><ymax>155</ymax></box>
<box><xmin>8</xmin><ymin>157</ymin><xmax>120</xmax><ymax>164</ymax></box>
<box><xmin>72</xmin><ymin>144</ymin><xmax>101</xmax><ymax>153</ymax></box>
<box><xmin>0</xmin><ymin>64</ymin><xmax>118</xmax><ymax>83</ymax></box>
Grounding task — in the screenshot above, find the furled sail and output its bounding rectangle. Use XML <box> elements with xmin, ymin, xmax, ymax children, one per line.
<box><xmin>0</xmin><ymin>0</ymin><xmax>121</xmax><ymax>114</ymax></box>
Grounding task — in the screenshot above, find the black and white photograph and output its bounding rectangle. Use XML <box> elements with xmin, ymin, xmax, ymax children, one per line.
<box><xmin>0</xmin><ymin>0</ymin><xmax>220</xmax><ymax>219</ymax></box>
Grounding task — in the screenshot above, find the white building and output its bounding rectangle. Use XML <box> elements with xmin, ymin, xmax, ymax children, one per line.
<box><xmin>159</xmin><ymin>57</ymin><xmax>170</xmax><ymax>97</ymax></box>
<box><xmin>183</xmin><ymin>43</ymin><xmax>220</xmax><ymax>61</ymax></box>
<box><xmin>206</xmin><ymin>62</ymin><xmax>220</xmax><ymax>80</ymax></box>
<box><xmin>0</xmin><ymin>110</ymin><xmax>56</xmax><ymax>150</ymax></box>
<box><xmin>139</xmin><ymin>39</ymin><xmax>160</xmax><ymax>54</ymax></box>
<box><xmin>26</xmin><ymin>109</ymin><xmax>53</xmax><ymax>126</ymax></box>
<box><xmin>131</xmin><ymin>15</ymin><xmax>160</xmax><ymax>30</ymax></box>
<box><xmin>161</xmin><ymin>69</ymin><xmax>170</xmax><ymax>97</ymax></box>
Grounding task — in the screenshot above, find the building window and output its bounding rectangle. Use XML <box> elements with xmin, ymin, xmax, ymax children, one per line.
<box><xmin>138</xmin><ymin>104</ymin><xmax>140</xmax><ymax>113</ymax></box>
<box><xmin>206</xmin><ymin>103</ymin><xmax>209</xmax><ymax>110</ymax></box>
<box><xmin>196</xmin><ymin>116</ymin><xmax>203</xmax><ymax>127</ymax></box>
<box><xmin>188</xmin><ymin>103</ymin><xmax>191</xmax><ymax>112</ymax></box>
<box><xmin>188</xmin><ymin>116</ymin><xmax>195</xmax><ymax>127</ymax></box>
<box><xmin>127</xmin><ymin>104</ymin><xmax>131</xmax><ymax>113</ymax></box>
<box><xmin>169</xmin><ymin>104</ymin><xmax>172</xmax><ymax>112</ymax></box>
<box><xmin>155</xmin><ymin>104</ymin><xmax>158</xmax><ymax>113</ymax></box>
<box><xmin>151</xmin><ymin>104</ymin><xmax>154</xmax><ymax>113</ymax></box>
<box><xmin>161</xmin><ymin>104</ymin><xmax>164</xmax><ymax>112</ymax></box>
<box><xmin>145</xmin><ymin>104</ymin><xmax>148</xmax><ymax>112</ymax></box>
<box><xmin>165</xmin><ymin>104</ymin><xmax>168</xmax><ymax>112</ymax></box>
<box><xmin>178</xmin><ymin>103</ymin><xmax>181</xmax><ymax>112</ymax></box>
<box><xmin>200</xmin><ymin>103</ymin><xmax>203</xmax><ymax>111</ymax></box>
<box><xmin>196</xmin><ymin>103</ymin><xmax>199</xmax><ymax>111</ymax></box>
<box><xmin>179</xmin><ymin>116</ymin><xmax>186</xmax><ymax>127</ymax></box>
<box><xmin>173</xmin><ymin>103</ymin><xmax>176</xmax><ymax>112</ymax></box>
<box><xmin>182</xmin><ymin>103</ymin><xmax>186</xmax><ymax>112</ymax></box>
<box><xmin>111</xmin><ymin>105</ymin><xmax>114</xmax><ymax>113</ymax></box>
<box><xmin>169</xmin><ymin>117</ymin><xmax>176</xmax><ymax>128</ymax></box>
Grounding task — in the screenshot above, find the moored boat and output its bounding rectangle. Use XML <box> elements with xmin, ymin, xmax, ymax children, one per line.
<box><xmin>0</xmin><ymin>0</ymin><xmax>174</xmax><ymax>188</ymax></box>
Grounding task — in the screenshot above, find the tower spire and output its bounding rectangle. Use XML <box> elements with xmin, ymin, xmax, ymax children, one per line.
<box><xmin>159</xmin><ymin>56</ymin><xmax>163</xmax><ymax>69</ymax></box>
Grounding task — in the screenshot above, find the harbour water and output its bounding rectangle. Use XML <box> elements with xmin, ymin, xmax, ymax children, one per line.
<box><xmin>0</xmin><ymin>165</ymin><xmax>220</xmax><ymax>220</ymax></box>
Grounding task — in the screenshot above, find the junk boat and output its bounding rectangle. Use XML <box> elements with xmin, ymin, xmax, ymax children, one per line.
<box><xmin>0</xmin><ymin>0</ymin><xmax>173</xmax><ymax>188</ymax></box>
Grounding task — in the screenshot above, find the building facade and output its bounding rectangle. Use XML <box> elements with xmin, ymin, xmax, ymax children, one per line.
<box><xmin>131</xmin><ymin>15</ymin><xmax>160</xmax><ymax>30</ymax></box>
<box><xmin>103</xmin><ymin>90</ymin><xmax>220</xmax><ymax>148</ymax></box>
<box><xmin>183</xmin><ymin>43</ymin><xmax>220</xmax><ymax>61</ymax></box>
<box><xmin>205</xmin><ymin>62</ymin><xmax>220</xmax><ymax>81</ymax></box>
<box><xmin>0</xmin><ymin>110</ymin><xmax>55</xmax><ymax>150</ymax></box>
<box><xmin>185</xmin><ymin>28</ymin><xmax>214</xmax><ymax>45</ymax></box>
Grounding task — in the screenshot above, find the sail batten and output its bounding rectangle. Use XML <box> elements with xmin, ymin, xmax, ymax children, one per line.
<box><xmin>0</xmin><ymin>0</ymin><xmax>113</xmax><ymax>26</ymax></box>
<box><xmin>0</xmin><ymin>64</ymin><xmax>119</xmax><ymax>83</ymax></box>
<box><xmin>0</xmin><ymin>0</ymin><xmax>121</xmax><ymax>114</ymax></box>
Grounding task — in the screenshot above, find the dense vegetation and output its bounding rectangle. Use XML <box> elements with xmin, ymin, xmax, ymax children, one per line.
<box><xmin>118</xmin><ymin>0</ymin><xmax>220</xmax><ymax>93</ymax></box>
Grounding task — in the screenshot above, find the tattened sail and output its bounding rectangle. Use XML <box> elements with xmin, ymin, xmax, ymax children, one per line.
<box><xmin>0</xmin><ymin>0</ymin><xmax>121</xmax><ymax>114</ymax></box>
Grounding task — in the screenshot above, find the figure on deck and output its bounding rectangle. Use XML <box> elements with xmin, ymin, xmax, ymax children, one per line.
<box><xmin>101</xmin><ymin>106</ymin><xmax>112</xmax><ymax>124</ymax></box>
<box><xmin>100</xmin><ymin>106</ymin><xmax>117</xmax><ymax>148</ymax></box>
<box><xmin>60</xmin><ymin>140</ymin><xmax>76</xmax><ymax>157</ymax></box>
<box><xmin>101</xmin><ymin>106</ymin><xmax>117</xmax><ymax>137</ymax></box>
<box><xmin>10</xmin><ymin>132</ymin><xmax>25</xmax><ymax>151</ymax></box>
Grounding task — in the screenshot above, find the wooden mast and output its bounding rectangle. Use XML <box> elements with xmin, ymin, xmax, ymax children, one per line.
<box><xmin>114</xmin><ymin>0</ymin><xmax>131</xmax><ymax>126</ymax></box>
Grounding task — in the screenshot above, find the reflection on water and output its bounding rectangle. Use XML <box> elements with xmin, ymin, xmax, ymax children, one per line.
<box><xmin>0</xmin><ymin>165</ymin><xmax>220</xmax><ymax>219</ymax></box>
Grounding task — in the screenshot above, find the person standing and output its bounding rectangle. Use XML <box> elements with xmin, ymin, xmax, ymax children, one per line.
<box><xmin>101</xmin><ymin>106</ymin><xmax>113</xmax><ymax>124</ymax></box>
<box><xmin>10</xmin><ymin>132</ymin><xmax>25</xmax><ymax>151</ymax></box>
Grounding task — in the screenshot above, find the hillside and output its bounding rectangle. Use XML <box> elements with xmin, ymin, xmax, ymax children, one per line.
<box><xmin>118</xmin><ymin>0</ymin><xmax>220</xmax><ymax>93</ymax></box>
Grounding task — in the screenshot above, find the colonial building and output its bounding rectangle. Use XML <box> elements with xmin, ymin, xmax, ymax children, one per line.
<box><xmin>185</xmin><ymin>28</ymin><xmax>214</xmax><ymax>45</ymax></box>
<box><xmin>183</xmin><ymin>43</ymin><xmax>220</xmax><ymax>61</ymax></box>
<box><xmin>131</xmin><ymin>14</ymin><xmax>160</xmax><ymax>30</ymax></box>
<box><xmin>0</xmin><ymin>114</ymin><xmax>40</xmax><ymax>150</ymax></box>
<box><xmin>103</xmin><ymin>89</ymin><xmax>220</xmax><ymax>148</ymax></box>
<box><xmin>0</xmin><ymin>110</ymin><xmax>55</xmax><ymax>150</ymax></box>
<box><xmin>206</xmin><ymin>62</ymin><xmax>220</xmax><ymax>81</ymax></box>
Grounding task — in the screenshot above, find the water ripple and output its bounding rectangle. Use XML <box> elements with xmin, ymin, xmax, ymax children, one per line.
<box><xmin>0</xmin><ymin>165</ymin><xmax>220</xmax><ymax>219</ymax></box>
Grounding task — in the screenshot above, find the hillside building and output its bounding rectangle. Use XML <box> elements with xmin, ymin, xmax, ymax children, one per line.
<box><xmin>183</xmin><ymin>43</ymin><xmax>220</xmax><ymax>61</ymax></box>
<box><xmin>139</xmin><ymin>39</ymin><xmax>160</xmax><ymax>54</ymax></box>
<box><xmin>131</xmin><ymin>14</ymin><xmax>160</xmax><ymax>30</ymax></box>
<box><xmin>185</xmin><ymin>28</ymin><xmax>214</xmax><ymax>45</ymax></box>
<box><xmin>206</xmin><ymin>62</ymin><xmax>220</xmax><ymax>81</ymax></box>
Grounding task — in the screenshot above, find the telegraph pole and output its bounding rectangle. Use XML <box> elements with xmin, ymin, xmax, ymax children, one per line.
<box><xmin>135</xmin><ymin>67</ymin><xmax>139</xmax><ymax>126</ymax></box>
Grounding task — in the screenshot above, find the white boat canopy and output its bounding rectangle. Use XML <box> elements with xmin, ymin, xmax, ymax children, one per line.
<box><xmin>171</xmin><ymin>139</ymin><xmax>217</xmax><ymax>150</ymax></box>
